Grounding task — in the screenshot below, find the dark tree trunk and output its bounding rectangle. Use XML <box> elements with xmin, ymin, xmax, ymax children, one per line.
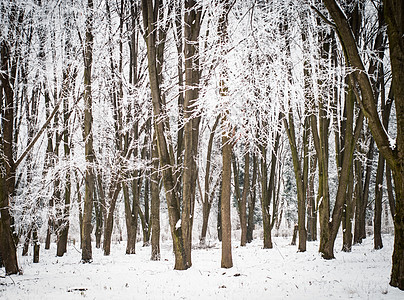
<box><xmin>33</xmin><ymin>228</ymin><xmax>40</xmax><ymax>263</ymax></box>
<box><xmin>260</xmin><ymin>130</ymin><xmax>280</xmax><ymax>250</ymax></box>
<box><xmin>218</xmin><ymin>2</ymin><xmax>233</xmax><ymax>269</ymax></box>
<box><xmin>150</xmin><ymin>135</ymin><xmax>160</xmax><ymax>261</ymax></box>
<box><xmin>307</xmin><ymin>153</ymin><xmax>317</xmax><ymax>241</ymax></box>
<box><xmin>342</xmin><ymin>166</ymin><xmax>355</xmax><ymax>252</ymax></box>
<box><xmin>240</xmin><ymin>153</ymin><xmax>250</xmax><ymax>246</ymax></box>
<box><xmin>181</xmin><ymin>0</ymin><xmax>202</xmax><ymax>268</ymax></box>
<box><xmin>81</xmin><ymin>0</ymin><xmax>95</xmax><ymax>263</ymax></box>
<box><xmin>291</xmin><ymin>224</ymin><xmax>298</xmax><ymax>246</ymax></box>
<box><xmin>374</xmin><ymin>153</ymin><xmax>385</xmax><ymax>250</ymax></box>
<box><xmin>0</xmin><ymin>230</ymin><xmax>3</xmax><ymax>268</ymax></box>
<box><xmin>22</xmin><ymin>229</ymin><xmax>32</xmax><ymax>256</ymax></box>
<box><xmin>56</xmin><ymin>65</ymin><xmax>74</xmax><ymax>257</ymax></box>
<box><xmin>94</xmin><ymin>194</ymin><xmax>102</xmax><ymax>249</ymax></box>
<box><xmin>142</xmin><ymin>175</ymin><xmax>150</xmax><ymax>246</ymax></box>
<box><xmin>217</xmin><ymin>182</ymin><xmax>222</xmax><ymax>242</ymax></box>
<box><xmin>354</xmin><ymin>140</ymin><xmax>374</xmax><ymax>244</ymax></box>
<box><xmin>103</xmin><ymin>184</ymin><xmax>121</xmax><ymax>256</ymax></box>
<box><xmin>200</xmin><ymin>116</ymin><xmax>220</xmax><ymax>247</ymax></box>
<box><xmin>373</xmin><ymin>73</ymin><xmax>393</xmax><ymax>250</ymax></box>
<box><xmin>123</xmin><ymin>183</ymin><xmax>137</xmax><ymax>254</ymax></box>
<box><xmin>247</xmin><ymin>155</ymin><xmax>258</xmax><ymax>243</ymax></box>
<box><xmin>386</xmin><ymin>164</ymin><xmax>395</xmax><ymax>218</ymax></box>
<box><xmin>221</xmin><ymin>126</ymin><xmax>233</xmax><ymax>268</ymax></box>
<box><xmin>0</xmin><ymin>40</ymin><xmax>19</xmax><ymax>275</ymax></box>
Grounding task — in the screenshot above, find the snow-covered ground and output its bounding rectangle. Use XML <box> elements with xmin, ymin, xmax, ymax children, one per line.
<box><xmin>1</xmin><ymin>234</ymin><xmax>402</xmax><ymax>299</ymax></box>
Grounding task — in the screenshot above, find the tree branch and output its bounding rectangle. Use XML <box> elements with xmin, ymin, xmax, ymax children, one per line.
<box><xmin>15</xmin><ymin>97</ymin><xmax>63</xmax><ymax>168</ymax></box>
<box><xmin>310</xmin><ymin>5</ymin><xmax>336</xmax><ymax>28</ymax></box>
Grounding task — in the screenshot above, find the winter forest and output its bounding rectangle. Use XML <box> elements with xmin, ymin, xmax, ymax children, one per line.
<box><xmin>0</xmin><ymin>0</ymin><xmax>403</xmax><ymax>298</ymax></box>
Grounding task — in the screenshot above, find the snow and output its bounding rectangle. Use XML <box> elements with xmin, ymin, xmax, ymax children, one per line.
<box><xmin>176</xmin><ymin>219</ymin><xmax>181</xmax><ymax>230</ymax></box>
<box><xmin>1</xmin><ymin>234</ymin><xmax>402</xmax><ymax>299</ymax></box>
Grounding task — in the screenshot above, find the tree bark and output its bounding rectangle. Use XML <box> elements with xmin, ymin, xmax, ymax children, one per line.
<box><xmin>103</xmin><ymin>182</ymin><xmax>122</xmax><ymax>256</ymax></box>
<box><xmin>219</xmin><ymin>0</ymin><xmax>233</xmax><ymax>269</ymax></box>
<box><xmin>150</xmin><ymin>134</ymin><xmax>160</xmax><ymax>261</ymax></box>
<box><xmin>181</xmin><ymin>0</ymin><xmax>202</xmax><ymax>267</ymax></box>
<box><xmin>374</xmin><ymin>152</ymin><xmax>385</xmax><ymax>250</ymax></box>
<box><xmin>342</xmin><ymin>165</ymin><xmax>355</xmax><ymax>252</ymax></box>
<box><xmin>0</xmin><ymin>40</ymin><xmax>19</xmax><ymax>275</ymax></box>
<box><xmin>354</xmin><ymin>139</ymin><xmax>374</xmax><ymax>244</ymax></box>
<box><xmin>247</xmin><ymin>154</ymin><xmax>258</xmax><ymax>243</ymax></box>
<box><xmin>307</xmin><ymin>152</ymin><xmax>317</xmax><ymax>241</ymax></box>
<box><xmin>81</xmin><ymin>0</ymin><xmax>95</xmax><ymax>263</ymax></box>
<box><xmin>291</xmin><ymin>224</ymin><xmax>298</xmax><ymax>246</ymax></box>
<box><xmin>283</xmin><ymin>111</ymin><xmax>307</xmax><ymax>252</ymax></box>
<box><xmin>221</xmin><ymin>123</ymin><xmax>233</xmax><ymax>268</ymax></box>
<box><xmin>200</xmin><ymin>116</ymin><xmax>220</xmax><ymax>246</ymax></box>
<box><xmin>240</xmin><ymin>153</ymin><xmax>250</xmax><ymax>246</ymax></box>
<box><xmin>123</xmin><ymin>183</ymin><xmax>137</xmax><ymax>254</ymax></box>
<box><xmin>217</xmin><ymin>181</ymin><xmax>222</xmax><ymax>242</ymax></box>
<box><xmin>56</xmin><ymin>60</ymin><xmax>74</xmax><ymax>257</ymax></box>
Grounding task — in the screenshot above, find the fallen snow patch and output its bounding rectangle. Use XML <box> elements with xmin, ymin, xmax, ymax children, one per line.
<box><xmin>0</xmin><ymin>234</ymin><xmax>402</xmax><ymax>299</ymax></box>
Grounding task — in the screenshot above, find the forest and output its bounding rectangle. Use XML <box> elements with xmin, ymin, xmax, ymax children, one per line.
<box><xmin>0</xmin><ymin>0</ymin><xmax>403</xmax><ymax>298</ymax></box>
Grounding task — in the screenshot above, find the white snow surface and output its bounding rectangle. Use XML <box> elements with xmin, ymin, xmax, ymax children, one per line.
<box><xmin>1</xmin><ymin>234</ymin><xmax>402</xmax><ymax>300</ymax></box>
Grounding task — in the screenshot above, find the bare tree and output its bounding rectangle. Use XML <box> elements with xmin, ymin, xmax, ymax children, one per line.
<box><xmin>218</xmin><ymin>0</ymin><xmax>233</xmax><ymax>269</ymax></box>
<box><xmin>81</xmin><ymin>0</ymin><xmax>96</xmax><ymax>263</ymax></box>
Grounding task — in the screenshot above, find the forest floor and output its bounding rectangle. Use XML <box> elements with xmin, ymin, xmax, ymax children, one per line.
<box><xmin>0</xmin><ymin>233</ymin><xmax>403</xmax><ymax>299</ymax></box>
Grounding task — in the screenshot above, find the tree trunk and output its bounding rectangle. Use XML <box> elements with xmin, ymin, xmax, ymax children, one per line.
<box><xmin>307</xmin><ymin>153</ymin><xmax>317</xmax><ymax>241</ymax></box>
<box><xmin>44</xmin><ymin>91</ymin><xmax>54</xmax><ymax>250</ymax></box>
<box><xmin>32</xmin><ymin>228</ymin><xmax>40</xmax><ymax>264</ymax></box>
<box><xmin>221</xmin><ymin>125</ymin><xmax>233</xmax><ymax>268</ymax></box>
<box><xmin>374</xmin><ymin>152</ymin><xmax>385</xmax><ymax>250</ymax></box>
<box><xmin>150</xmin><ymin>135</ymin><xmax>160</xmax><ymax>261</ymax></box>
<box><xmin>311</xmin><ymin>102</ymin><xmax>331</xmax><ymax>257</ymax></box>
<box><xmin>240</xmin><ymin>153</ymin><xmax>249</xmax><ymax>246</ymax></box>
<box><xmin>0</xmin><ymin>226</ymin><xmax>3</xmax><ymax>268</ymax></box>
<box><xmin>384</xmin><ymin>0</ymin><xmax>404</xmax><ymax>288</ymax></box>
<box><xmin>283</xmin><ymin>111</ymin><xmax>307</xmax><ymax>252</ymax></box>
<box><xmin>373</xmin><ymin>74</ymin><xmax>393</xmax><ymax>250</ymax></box>
<box><xmin>94</xmin><ymin>193</ymin><xmax>102</xmax><ymax>249</ymax></box>
<box><xmin>181</xmin><ymin>0</ymin><xmax>202</xmax><ymax>267</ymax></box>
<box><xmin>291</xmin><ymin>224</ymin><xmax>298</xmax><ymax>246</ymax></box>
<box><xmin>0</xmin><ymin>40</ymin><xmax>19</xmax><ymax>275</ymax></box>
<box><xmin>247</xmin><ymin>154</ymin><xmax>258</xmax><ymax>243</ymax></box>
<box><xmin>142</xmin><ymin>174</ymin><xmax>150</xmax><ymax>246</ymax></box>
<box><xmin>75</xmin><ymin>173</ymin><xmax>84</xmax><ymax>249</ymax></box>
<box><xmin>342</xmin><ymin>165</ymin><xmax>355</xmax><ymax>252</ymax></box>
<box><xmin>219</xmin><ymin>0</ymin><xmax>233</xmax><ymax>270</ymax></box>
<box><xmin>103</xmin><ymin>183</ymin><xmax>122</xmax><ymax>256</ymax></box>
<box><xmin>217</xmin><ymin>182</ymin><xmax>222</xmax><ymax>242</ymax></box>
<box><xmin>122</xmin><ymin>183</ymin><xmax>136</xmax><ymax>254</ymax></box>
<box><xmin>200</xmin><ymin>201</ymin><xmax>212</xmax><ymax>247</ymax></box>
<box><xmin>22</xmin><ymin>229</ymin><xmax>31</xmax><ymax>256</ymax></box>
<box><xmin>57</xmin><ymin>178</ymin><xmax>71</xmax><ymax>255</ymax></box>
<box><xmin>386</xmin><ymin>164</ymin><xmax>395</xmax><ymax>218</ymax></box>
<box><xmin>200</xmin><ymin>116</ymin><xmax>220</xmax><ymax>246</ymax></box>
<box><xmin>81</xmin><ymin>0</ymin><xmax>95</xmax><ymax>263</ymax></box>
<box><xmin>354</xmin><ymin>139</ymin><xmax>374</xmax><ymax>244</ymax></box>
<box><xmin>56</xmin><ymin>64</ymin><xmax>74</xmax><ymax>257</ymax></box>
<box><xmin>260</xmin><ymin>146</ymin><xmax>272</xmax><ymax>249</ymax></box>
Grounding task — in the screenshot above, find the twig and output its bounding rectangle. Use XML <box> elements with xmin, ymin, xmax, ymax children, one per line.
<box><xmin>272</xmin><ymin>240</ymin><xmax>285</xmax><ymax>260</ymax></box>
<box><xmin>72</xmin><ymin>244</ymin><xmax>82</xmax><ymax>254</ymax></box>
<box><xmin>310</xmin><ymin>5</ymin><xmax>336</xmax><ymax>28</ymax></box>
